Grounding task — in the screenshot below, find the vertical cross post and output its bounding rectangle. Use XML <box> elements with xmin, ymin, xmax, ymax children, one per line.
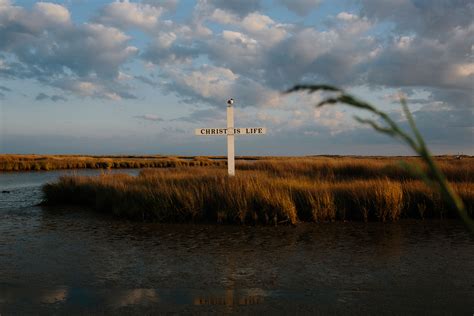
<box><xmin>195</xmin><ymin>98</ymin><xmax>265</xmax><ymax>176</ymax></box>
<box><xmin>227</xmin><ymin>99</ymin><xmax>235</xmax><ymax>176</ymax></box>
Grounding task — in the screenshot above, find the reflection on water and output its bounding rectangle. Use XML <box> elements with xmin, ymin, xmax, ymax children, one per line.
<box><xmin>111</xmin><ymin>289</ymin><xmax>159</xmax><ymax>307</ymax></box>
<box><xmin>40</xmin><ymin>287</ymin><xmax>69</xmax><ymax>304</ymax></box>
<box><xmin>193</xmin><ymin>289</ymin><xmax>266</xmax><ymax>306</ymax></box>
<box><xmin>0</xmin><ymin>287</ymin><xmax>267</xmax><ymax>309</ymax></box>
<box><xmin>0</xmin><ymin>171</ymin><xmax>473</xmax><ymax>314</ymax></box>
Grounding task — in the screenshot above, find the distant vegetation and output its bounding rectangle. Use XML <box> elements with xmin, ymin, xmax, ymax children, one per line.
<box><xmin>0</xmin><ymin>154</ymin><xmax>230</xmax><ymax>171</ymax></box>
<box><xmin>42</xmin><ymin>157</ymin><xmax>473</xmax><ymax>224</ymax></box>
<box><xmin>0</xmin><ymin>154</ymin><xmax>470</xmax><ymax>173</ymax></box>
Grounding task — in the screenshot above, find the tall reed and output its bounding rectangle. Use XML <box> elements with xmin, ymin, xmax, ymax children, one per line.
<box><xmin>287</xmin><ymin>84</ymin><xmax>474</xmax><ymax>231</ymax></box>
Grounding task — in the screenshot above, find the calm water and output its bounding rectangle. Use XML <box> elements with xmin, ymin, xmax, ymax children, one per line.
<box><xmin>0</xmin><ymin>170</ymin><xmax>473</xmax><ymax>314</ymax></box>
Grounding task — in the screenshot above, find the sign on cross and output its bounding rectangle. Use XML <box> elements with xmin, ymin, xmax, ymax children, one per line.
<box><xmin>195</xmin><ymin>98</ymin><xmax>266</xmax><ymax>176</ymax></box>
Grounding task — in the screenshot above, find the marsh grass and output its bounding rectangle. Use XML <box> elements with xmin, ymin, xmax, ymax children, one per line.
<box><xmin>0</xmin><ymin>154</ymin><xmax>228</xmax><ymax>171</ymax></box>
<box><xmin>238</xmin><ymin>157</ymin><xmax>474</xmax><ymax>182</ymax></box>
<box><xmin>42</xmin><ymin>159</ymin><xmax>473</xmax><ymax>224</ymax></box>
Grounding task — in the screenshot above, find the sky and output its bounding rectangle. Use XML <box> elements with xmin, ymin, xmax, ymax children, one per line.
<box><xmin>0</xmin><ymin>0</ymin><xmax>472</xmax><ymax>156</ymax></box>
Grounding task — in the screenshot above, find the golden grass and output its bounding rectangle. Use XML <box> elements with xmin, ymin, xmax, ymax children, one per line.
<box><xmin>2</xmin><ymin>154</ymin><xmax>472</xmax><ymax>182</ymax></box>
<box><xmin>42</xmin><ymin>157</ymin><xmax>474</xmax><ymax>224</ymax></box>
<box><xmin>238</xmin><ymin>157</ymin><xmax>474</xmax><ymax>182</ymax></box>
<box><xmin>0</xmin><ymin>154</ymin><xmax>228</xmax><ymax>171</ymax></box>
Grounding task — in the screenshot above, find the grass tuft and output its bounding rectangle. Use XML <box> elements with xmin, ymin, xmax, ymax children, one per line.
<box><xmin>42</xmin><ymin>158</ymin><xmax>473</xmax><ymax>225</ymax></box>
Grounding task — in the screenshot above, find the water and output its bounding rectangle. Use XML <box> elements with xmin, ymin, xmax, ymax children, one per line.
<box><xmin>0</xmin><ymin>169</ymin><xmax>140</xmax><ymax>210</ymax></box>
<box><xmin>0</xmin><ymin>170</ymin><xmax>473</xmax><ymax>314</ymax></box>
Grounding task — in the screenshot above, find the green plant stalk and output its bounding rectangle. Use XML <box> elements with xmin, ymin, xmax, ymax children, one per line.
<box><xmin>287</xmin><ymin>84</ymin><xmax>474</xmax><ymax>232</ymax></box>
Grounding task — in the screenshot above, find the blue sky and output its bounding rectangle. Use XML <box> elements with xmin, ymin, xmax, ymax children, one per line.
<box><xmin>0</xmin><ymin>0</ymin><xmax>472</xmax><ymax>155</ymax></box>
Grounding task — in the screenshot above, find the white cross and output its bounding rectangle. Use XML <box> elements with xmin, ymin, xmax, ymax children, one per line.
<box><xmin>195</xmin><ymin>99</ymin><xmax>266</xmax><ymax>176</ymax></box>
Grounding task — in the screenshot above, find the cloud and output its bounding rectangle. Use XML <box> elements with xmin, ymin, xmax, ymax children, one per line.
<box><xmin>134</xmin><ymin>75</ymin><xmax>157</xmax><ymax>87</ymax></box>
<box><xmin>261</xmin><ymin>22</ymin><xmax>374</xmax><ymax>89</ymax></box>
<box><xmin>365</xmin><ymin>34</ymin><xmax>474</xmax><ymax>92</ymax></box>
<box><xmin>412</xmin><ymin>106</ymin><xmax>473</xmax><ymax>143</ymax></box>
<box><xmin>276</xmin><ymin>0</ymin><xmax>321</xmax><ymax>16</ymax></box>
<box><xmin>140</xmin><ymin>0</ymin><xmax>472</xmax><ymax>156</ymax></box>
<box><xmin>0</xmin><ymin>0</ymin><xmax>472</xmax><ymax>153</ymax></box>
<box><xmin>35</xmin><ymin>92</ymin><xmax>49</xmax><ymax>101</ymax></box>
<box><xmin>0</xmin><ymin>1</ymin><xmax>138</xmax><ymax>99</ymax></box>
<box><xmin>54</xmin><ymin>79</ymin><xmax>136</xmax><ymax>100</ymax></box>
<box><xmin>35</xmin><ymin>92</ymin><xmax>67</xmax><ymax>102</ymax></box>
<box><xmin>97</xmin><ymin>0</ymin><xmax>164</xmax><ymax>31</ymax></box>
<box><xmin>134</xmin><ymin>114</ymin><xmax>164</xmax><ymax>122</ymax></box>
<box><xmin>201</xmin><ymin>0</ymin><xmax>261</xmax><ymax>17</ymax></box>
<box><xmin>207</xmin><ymin>11</ymin><xmax>289</xmax><ymax>45</ymax></box>
<box><xmin>0</xmin><ymin>85</ymin><xmax>11</xmax><ymax>92</ymax></box>
<box><xmin>142</xmin><ymin>35</ymin><xmax>200</xmax><ymax>65</ymax></box>
<box><xmin>35</xmin><ymin>2</ymin><xmax>71</xmax><ymax>25</ymax></box>
<box><xmin>163</xmin><ymin>64</ymin><xmax>281</xmax><ymax>107</ymax></box>
<box><xmin>359</xmin><ymin>0</ymin><xmax>474</xmax><ymax>38</ymax></box>
<box><xmin>354</xmin><ymin>0</ymin><xmax>474</xmax><ymax>96</ymax></box>
<box><xmin>173</xmin><ymin>108</ymin><xmax>225</xmax><ymax>123</ymax></box>
<box><xmin>336</xmin><ymin>12</ymin><xmax>358</xmax><ymax>21</ymax></box>
<box><xmin>51</xmin><ymin>95</ymin><xmax>68</xmax><ymax>102</ymax></box>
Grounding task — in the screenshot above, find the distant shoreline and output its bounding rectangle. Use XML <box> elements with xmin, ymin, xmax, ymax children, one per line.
<box><xmin>0</xmin><ymin>154</ymin><xmax>471</xmax><ymax>172</ymax></box>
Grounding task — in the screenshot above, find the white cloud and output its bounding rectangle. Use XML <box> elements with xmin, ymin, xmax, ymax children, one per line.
<box><xmin>209</xmin><ymin>8</ymin><xmax>238</xmax><ymax>24</ymax></box>
<box><xmin>221</xmin><ymin>30</ymin><xmax>258</xmax><ymax>46</ymax></box>
<box><xmin>395</xmin><ymin>36</ymin><xmax>414</xmax><ymax>50</ymax></box>
<box><xmin>166</xmin><ymin>65</ymin><xmax>237</xmax><ymax>100</ymax></box>
<box><xmin>97</xmin><ymin>0</ymin><xmax>164</xmax><ymax>30</ymax></box>
<box><xmin>54</xmin><ymin>77</ymin><xmax>136</xmax><ymax>100</ymax></box>
<box><xmin>242</xmin><ymin>13</ymin><xmax>288</xmax><ymax>45</ymax></box>
<box><xmin>163</xmin><ymin>64</ymin><xmax>281</xmax><ymax>107</ymax></box>
<box><xmin>336</xmin><ymin>12</ymin><xmax>357</xmax><ymax>21</ymax></box>
<box><xmin>117</xmin><ymin>71</ymin><xmax>132</xmax><ymax>81</ymax></box>
<box><xmin>35</xmin><ymin>2</ymin><xmax>71</xmax><ymax>25</ymax></box>
<box><xmin>199</xmin><ymin>0</ymin><xmax>261</xmax><ymax>17</ymax></box>
<box><xmin>241</xmin><ymin>13</ymin><xmax>274</xmax><ymax>32</ymax></box>
<box><xmin>334</xmin><ymin>12</ymin><xmax>371</xmax><ymax>35</ymax></box>
<box><xmin>453</xmin><ymin>63</ymin><xmax>474</xmax><ymax>77</ymax></box>
<box><xmin>57</xmin><ymin>80</ymin><xmax>106</xmax><ymax>98</ymax></box>
<box><xmin>156</xmin><ymin>32</ymin><xmax>177</xmax><ymax>48</ymax></box>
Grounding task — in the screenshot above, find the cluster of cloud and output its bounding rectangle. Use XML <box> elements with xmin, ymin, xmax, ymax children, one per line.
<box><xmin>0</xmin><ymin>0</ymin><xmax>139</xmax><ymax>100</ymax></box>
<box><xmin>0</xmin><ymin>0</ymin><xmax>472</xmax><ymax>152</ymax></box>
